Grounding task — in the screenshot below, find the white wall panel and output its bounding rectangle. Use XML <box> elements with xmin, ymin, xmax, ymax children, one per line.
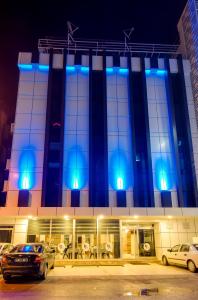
<box><xmin>131</xmin><ymin>57</ymin><xmax>141</xmax><ymax>72</ymax></box>
<box><xmin>7</xmin><ymin>64</ymin><xmax>48</xmax><ymax>208</ymax></box>
<box><xmin>169</xmin><ymin>59</ymin><xmax>178</xmax><ymax>73</ymax></box>
<box><xmin>107</xmin><ymin>68</ymin><xmax>133</xmax><ymax>206</ymax></box>
<box><xmin>52</xmin><ymin>54</ymin><xmax>63</xmax><ymax>69</ymax></box>
<box><xmin>120</xmin><ymin>57</ymin><xmax>127</xmax><ymax>68</ymax></box>
<box><xmin>18</xmin><ymin>52</ymin><xmax>32</xmax><ymax>65</ymax></box>
<box><xmin>63</xmin><ymin>66</ymin><xmax>89</xmax><ymax>206</ymax></box>
<box><xmin>158</xmin><ymin>58</ymin><xmax>165</xmax><ymax>69</ymax></box>
<box><xmin>39</xmin><ymin>53</ymin><xmax>50</xmax><ymax>65</ymax></box>
<box><xmin>67</xmin><ymin>54</ymin><xmax>75</xmax><ymax>66</ymax></box>
<box><xmin>81</xmin><ymin>55</ymin><xmax>89</xmax><ymax>66</ymax></box>
<box><xmin>106</xmin><ymin>56</ymin><xmax>113</xmax><ymax>67</ymax></box>
<box><xmin>92</xmin><ymin>56</ymin><xmax>103</xmax><ymax>70</ymax></box>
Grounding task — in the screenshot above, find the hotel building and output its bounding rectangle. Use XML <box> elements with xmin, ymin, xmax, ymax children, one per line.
<box><xmin>0</xmin><ymin>37</ymin><xmax>198</xmax><ymax>260</ymax></box>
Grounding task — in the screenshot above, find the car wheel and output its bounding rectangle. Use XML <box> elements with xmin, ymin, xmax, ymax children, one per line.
<box><xmin>3</xmin><ymin>274</ymin><xmax>11</xmax><ymax>281</ymax></box>
<box><xmin>187</xmin><ymin>260</ymin><xmax>197</xmax><ymax>273</ymax></box>
<box><xmin>40</xmin><ymin>264</ymin><xmax>48</xmax><ymax>280</ymax></box>
<box><xmin>162</xmin><ymin>256</ymin><xmax>169</xmax><ymax>266</ymax></box>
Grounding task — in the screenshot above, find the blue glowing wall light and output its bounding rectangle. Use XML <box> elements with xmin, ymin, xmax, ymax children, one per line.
<box><xmin>18</xmin><ymin>64</ymin><xmax>33</xmax><ymax>70</ymax></box>
<box><xmin>18</xmin><ymin>64</ymin><xmax>49</xmax><ymax>71</ymax></box>
<box><xmin>109</xmin><ymin>149</ymin><xmax>133</xmax><ymax>191</ymax></box>
<box><xmin>66</xmin><ymin>65</ymin><xmax>89</xmax><ymax>72</ymax></box>
<box><xmin>65</xmin><ymin>145</ymin><xmax>87</xmax><ymax>190</ymax></box>
<box><xmin>18</xmin><ymin>147</ymin><xmax>36</xmax><ymax>190</ymax></box>
<box><xmin>155</xmin><ymin>158</ymin><xmax>173</xmax><ymax>191</ymax></box>
<box><xmin>145</xmin><ymin>69</ymin><xmax>167</xmax><ymax>76</ymax></box>
<box><xmin>38</xmin><ymin>65</ymin><xmax>49</xmax><ymax>71</ymax></box>
<box><xmin>106</xmin><ymin>67</ymin><xmax>129</xmax><ymax>74</ymax></box>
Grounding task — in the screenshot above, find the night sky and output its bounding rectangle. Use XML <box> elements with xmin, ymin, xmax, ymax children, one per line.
<box><xmin>0</xmin><ymin>0</ymin><xmax>187</xmax><ymax>121</ymax></box>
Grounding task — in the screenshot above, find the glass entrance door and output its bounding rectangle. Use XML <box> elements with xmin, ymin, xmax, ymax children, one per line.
<box><xmin>138</xmin><ymin>229</ymin><xmax>156</xmax><ymax>257</ymax></box>
<box><xmin>122</xmin><ymin>225</ymin><xmax>138</xmax><ymax>258</ymax></box>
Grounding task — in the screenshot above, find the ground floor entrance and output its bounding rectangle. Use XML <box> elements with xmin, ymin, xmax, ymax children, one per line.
<box><xmin>26</xmin><ymin>218</ymin><xmax>155</xmax><ymax>260</ymax></box>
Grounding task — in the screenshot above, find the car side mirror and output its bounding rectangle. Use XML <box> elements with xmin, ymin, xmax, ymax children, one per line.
<box><xmin>167</xmin><ymin>249</ymin><xmax>172</xmax><ymax>252</ymax></box>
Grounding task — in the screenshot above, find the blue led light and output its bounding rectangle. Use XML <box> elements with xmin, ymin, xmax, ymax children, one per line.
<box><xmin>18</xmin><ymin>146</ymin><xmax>35</xmax><ymax>190</ymax></box>
<box><xmin>66</xmin><ymin>66</ymin><xmax>76</xmax><ymax>71</ymax></box>
<box><xmin>109</xmin><ymin>149</ymin><xmax>133</xmax><ymax>191</ymax></box>
<box><xmin>117</xmin><ymin>177</ymin><xmax>124</xmax><ymax>190</ymax></box>
<box><xmin>38</xmin><ymin>65</ymin><xmax>49</xmax><ymax>71</ymax></box>
<box><xmin>65</xmin><ymin>145</ymin><xmax>87</xmax><ymax>190</ymax></box>
<box><xmin>145</xmin><ymin>69</ymin><xmax>151</xmax><ymax>75</ymax></box>
<box><xmin>156</xmin><ymin>69</ymin><xmax>167</xmax><ymax>76</ymax></box>
<box><xmin>18</xmin><ymin>64</ymin><xmax>33</xmax><ymax>70</ymax></box>
<box><xmin>145</xmin><ymin>69</ymin><xmax>167</xmax><ymax>76</ymax></box>
<box><xmin>118</xmin><ymin>68</ymin><xmax>129</xmax><ymax>74</ymax></box>
<box><xmin>80</xmin><ymin>66</ymin><xmax>89</xmax><ymax>72</ymax></box>
<box><xmin>155</xmin><ymin>158</ymin><xmax>172</xmax><ymax>191</ymax></box>
<box><xmin>106</xmin><ymin>67</ymin><xmax>114</xmax><ymax>73</ymax></box>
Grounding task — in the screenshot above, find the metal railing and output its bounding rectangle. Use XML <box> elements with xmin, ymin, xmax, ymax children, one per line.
<box><xmin>38</xmin><ymin>38</ymin><xmax>180</xmax><ymax>55</ymax></box>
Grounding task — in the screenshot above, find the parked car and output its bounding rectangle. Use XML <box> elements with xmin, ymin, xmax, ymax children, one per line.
<box><xmin>0</xmin><ymin>243</ymin><xmax>13</xmax><ymax>262</ymax></box>
<box><xmin>1</xmin><ymin>243</ymin><xmax>55</xmax><ymax>281</ymax></box>
<box><xmin>162</xmin><ymin>243</ymin><xmax>198</xmax><ymax>272</ymax></box>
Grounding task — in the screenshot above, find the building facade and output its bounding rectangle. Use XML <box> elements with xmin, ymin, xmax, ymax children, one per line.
<box><xmin>0</xmin><ymin>39</ymin><xmax>198</xmax><ymax>260</ymax></box>
<box><xmin>178</xmin><ymin>0</ymin><xmax>198</xmax><ymax>124</ymax></box>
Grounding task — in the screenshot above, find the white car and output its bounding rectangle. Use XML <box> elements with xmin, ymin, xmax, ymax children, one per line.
<box><xmin>0</xmin><ymin>243</ymin><xmax>13</xmax><ymax>261</ymax></box>
<box><xmin>162</xmin><ymin>243</ymin><xmax>198</xmax><ymax>272</ymax></box>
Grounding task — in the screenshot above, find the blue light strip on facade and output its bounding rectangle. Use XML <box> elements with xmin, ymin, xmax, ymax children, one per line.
<box><xmin>38</xmin><ymin>65</ymin><xmax>49</xmax><ymax>71</ymax></box>
<box><xmin>66</xmin><ymin>66</ymin><xmax>76</xmax><ymax>71</ymax></box>
<box><xmin>66</xmin><ymin>65</ymin><xmax>90</xmax><ymax>72</ymax></box>
<box><xmin>18</xmin><ymin>64</ymin><xmax>33</xmax><ymax>70</ymax></box>
<box><xmin>145</xmin><ymin>69</ymin><xmax>167</xmax><ymax>76</ymax></box>
<box><xmin>106</xmin><ymin>67</ymin><xmax>129</xmax><ymax>74</ymax></box>
<box><xmin>80</xmin><ymin>66</ymin><xmax>89</xmax><ymax>72</ymax></box>
<box><xmin>106</xmin><ymin>67</ymin><xmax>114</xmax><ymax>73</ymax></box>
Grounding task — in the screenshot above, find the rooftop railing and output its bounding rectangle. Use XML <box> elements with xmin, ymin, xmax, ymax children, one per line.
<box><xmin>38</xmin><ymin>38</ymin><xmax>180</xmax><ymax>56</ymax></box>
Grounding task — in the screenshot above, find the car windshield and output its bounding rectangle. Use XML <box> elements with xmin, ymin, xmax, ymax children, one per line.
<box><xmin>10</xmin><ymin>244</ymin><xmax>43</xmax><ymax>253</ymax></box>
<box><xmin>193</xmin><ymin>244</ymin><xmax>198</xmax><ymax>251</ymax></box>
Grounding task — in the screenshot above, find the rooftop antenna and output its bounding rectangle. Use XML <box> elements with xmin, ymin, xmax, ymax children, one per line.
<box><xmin>123</xmin><ymin>27</ymin><xmax>134</xmax><ymax>53</ymax></box>
<box><xmin>67</xmin><ymin>21</ymin><xmax>79</xmax><ymax>50</ymax></box>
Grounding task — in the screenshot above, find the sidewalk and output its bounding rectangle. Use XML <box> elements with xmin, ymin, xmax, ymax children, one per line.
<box><xmin>49</xmin><ymin>263</ymin><xmax>195</xmax><ymax>277</ymax></box>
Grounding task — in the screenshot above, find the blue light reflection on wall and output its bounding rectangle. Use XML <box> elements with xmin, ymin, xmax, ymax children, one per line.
<box><xmin>109</xmin><ymin>149</ymin><xmax>132</xmax><ymax>191</ymax></box>
<box><xmin>18</xmin><ymin>146</ymin><xmax>36</xmax><ymax>190</ymax></box>
<box><xmin>65</xmin><ymin>145</ymin><xmax>87</xmax><ymax>190</ymax></box>
<box><xmin>155</xmin><ymin>158</ymin><xmax>172</xmax><ymax>191</ymax></box>
<box><xmin>145</xmin><ymin>69</ymin><xmax>167</xmax><ymax>76</ymax></box>
<box><xmin>106</xmin><ymin>67</ymin><xmax>129</xmax><ymax>74</ymax></box>
<box><xmin>66</xmin><ymin>65</ymin><xmax>90</xmax><ymax>73</ymax></box>
<box><xmin>18</xmin><ymin>64</ymin><xmax>33</xmax><ymax>70</ymax></box>
<box><xmin>38</xmin><ymin>65</ymin><xmax>49</xmax><ymax>71</ymax></box>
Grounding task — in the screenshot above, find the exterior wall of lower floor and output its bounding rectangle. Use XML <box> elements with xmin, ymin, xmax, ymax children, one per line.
<box><xmin>1</xmin><ymin>216</ymin><xmax>198</xmax><ymax>261</ymax></box>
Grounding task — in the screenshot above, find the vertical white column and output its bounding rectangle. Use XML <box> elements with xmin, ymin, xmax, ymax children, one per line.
<box><xmin>106</xmin><ymin>63</ymin><xmax>133</xmax><ymax>207</ymax></box>
<box><xmin>6</xmin><ymin>53</ymin><xmax>49</xmax><ymax>208</ymax></box>
<box><xmin>63</xmin><ymin>61</ymin><xmax>89</xmax><ymax>207</ymax></box>
<box><xmin>146</xmin><ymin>65</ymin><xmax>178</xmax><ymax>207</ymax></box>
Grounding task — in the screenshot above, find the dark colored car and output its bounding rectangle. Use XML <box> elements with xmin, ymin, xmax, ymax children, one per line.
<box><xmin>1</xmin><ymin>243</ymin><xmax>55</xmax><ymax>281</ymax></box>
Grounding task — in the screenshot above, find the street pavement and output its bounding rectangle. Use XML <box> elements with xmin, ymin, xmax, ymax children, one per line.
<box><xmin>0</xmin><ymin>263</ymin><xmax>198</xmax><ymax>299</ymax></box>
